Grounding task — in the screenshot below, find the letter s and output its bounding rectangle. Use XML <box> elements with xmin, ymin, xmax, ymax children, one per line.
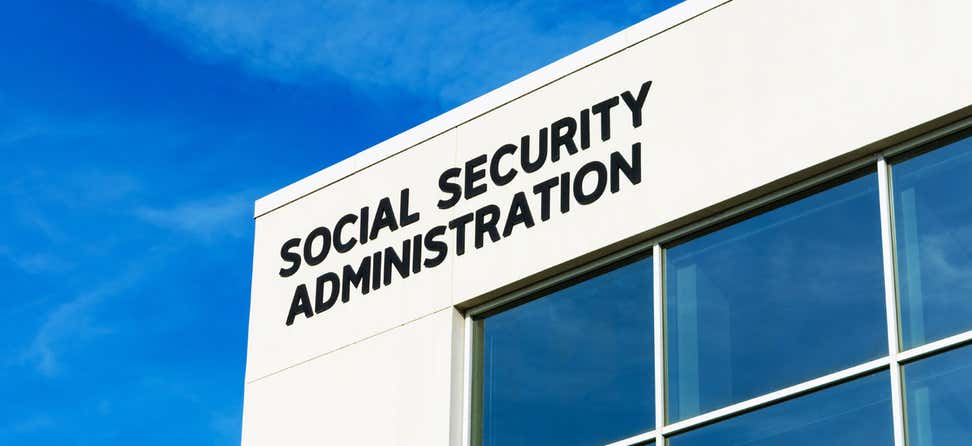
<box><xmin>279</xmin><ymin>238</ymin><xmax>302</xmax><ymax>277</ymax></box>
<box><xmin>437</xmin><ymin>167</ymin><xmax>462</xmax><ymax>209</ymax></box>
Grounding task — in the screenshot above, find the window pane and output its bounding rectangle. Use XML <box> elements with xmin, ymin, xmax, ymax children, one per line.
<box><xmin>666</xmin><ymin>173</ymin><xmax>887</xmax><ymax>421</ymax></box>
<box><xmin>669</xmin><ymin>371</ymin><xmax>893</xmax><ymax>446</ymax></box>
<box><xmin>903</xmin><ymin>344</ymin><xmax>972</xmax><ymax>446</ymax></box>
<box><xmin>478</xmin><ymin>257</ymin><xmax>653</xmax><ymax>446</ymax></box>
<box><xmin>892</xmin><ymin>133</ymin><xmax>972</xmax><ymax>349</ymax></box>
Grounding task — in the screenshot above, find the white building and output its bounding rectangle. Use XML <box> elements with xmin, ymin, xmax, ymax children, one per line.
<box><xmin>242</xmin><ymin>0</ymin><xmax>972</xmax><ymax>444</ymax></box>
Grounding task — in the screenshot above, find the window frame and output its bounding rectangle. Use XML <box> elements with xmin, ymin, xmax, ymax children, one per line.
<box><xmin>463</xmin><ymin>116</ymin><xmax>972</xmax><ymax>446</ymax></box>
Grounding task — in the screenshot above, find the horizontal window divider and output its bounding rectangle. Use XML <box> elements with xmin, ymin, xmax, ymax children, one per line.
<box><xmin>660</xmin><ymin>357</ymin><xmax>891</xmax><ymax>437</ymax></box>
<box><xmin>897</xmin><ymin>329</ymin><xmax>972</xmax><ymax>364</ymax></box>
<box><xmin>605</xmin><ymin>429</ymin><xmax>657</xmax><ymax>446</ymax></box>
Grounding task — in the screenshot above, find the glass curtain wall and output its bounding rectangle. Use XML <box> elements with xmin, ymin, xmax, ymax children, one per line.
<box><xmin>474</xmin><ymin>127</ymin><xmax>972</xmax><ymax>446</ymax></box>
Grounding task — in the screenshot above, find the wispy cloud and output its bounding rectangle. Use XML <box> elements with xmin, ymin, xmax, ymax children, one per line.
<box><xmin>105</xmin><ymin>0</ymin><xmax>629</xmax><ymax>103</ymax></box>
<box><xmin>134</xmin><ymin>191</ymin><xmax>254</xmax><ymax>241</ymax></box>
<box><xmin>21</xmin><ymin>275</ymin><xmax>135</xmax><ymax>377</ymax></box>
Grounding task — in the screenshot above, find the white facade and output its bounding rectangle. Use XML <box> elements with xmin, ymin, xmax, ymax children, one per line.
<box><xmin>242</xmin><ymin>0</ymin><xmax>972</xmax><ymax>444</ymax></box>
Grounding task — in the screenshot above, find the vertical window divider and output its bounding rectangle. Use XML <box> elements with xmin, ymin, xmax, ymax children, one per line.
<box><xmin>653</xmin><ymin>244</ymin><xmax>666</xmax><ymax>445</ymax></box>
<box><xmin>878</xmin><ymin>155</ymin><xmax>907</xmax><ymax>446</ymax></box>
<box><xmin>462</xmin><ymin>314</ymin><xmax>474</xmax><ymax>446</ymax></box>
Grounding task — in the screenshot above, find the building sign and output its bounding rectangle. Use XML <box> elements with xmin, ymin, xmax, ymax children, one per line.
<box><xmin>278</xmin><ymin>81</ymin><xmax>654</xmax><ymax>326</ymax></box>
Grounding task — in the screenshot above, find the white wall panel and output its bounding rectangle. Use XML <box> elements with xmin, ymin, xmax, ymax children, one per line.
<box><xmin>241</xmin><ymin>308</ymin><xmax>463</xmax><ymax>446</ymax></box>
<box><xmin>246</xmin><ymin>131</ymin><xmax>457</xmax><ymax>381</ymax></box>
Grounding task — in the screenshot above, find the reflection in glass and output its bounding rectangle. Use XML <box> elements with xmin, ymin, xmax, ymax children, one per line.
<box><xmin>669</xmin><ymin>371</ymin><xmax>893</xmax><ymax>446</ymax></box>
<box><xmin>903</xmin><ymin>344</ymin><xmax>972</xmax><ymax>445</ymax></box>
<box><xmin>892</xmin><ymin>133</ymin><xmax>972</xmax><ymax>349</ymax></box>
<box><xmin>477</xmin><ymin>257</ymin><xmax>653</xmax><ymax>446</ymax></box>
<box><xmin>666</xmin><ymin>173</ymin><xmax>887</xmax><ymax>421</ymax></box>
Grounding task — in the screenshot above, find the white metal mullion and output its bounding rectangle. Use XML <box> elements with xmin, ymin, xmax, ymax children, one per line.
<box><xmin>898</xmin><ymin>329</ymin><xmax>972</xmax><ymax>363</ymax></box>
<box><xmin>878</xmin><ymin>156</ymin><xmax>907</xmax><ymax>446</ymax></box>
<box><xmin>601</xmin><ymin>245</ymin><xmax>666</xmax><ymax>446</ymax></box>
<box><xmin>605</xmin><ymin>430</ymin><xmax>656</xmax><ymax>446</ymax></box>
<box><xmin>661</xmin><ymin>357</ymin><xmax>891</xmax><ymax>436</ymax></box>
<box><xmin>462</xmin><ymin>315</ymin><xmax>474</xmax><ymax>446</ymax></box>
<box><xmin>653</xmin><ymin>245</ymin><xmax>666</xmax><ymax>445</ymax></box>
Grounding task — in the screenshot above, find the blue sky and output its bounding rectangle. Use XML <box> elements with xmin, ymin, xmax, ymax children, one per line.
<box><xmin>0</xmin><ymin>1</ymin><xmax>680</xmax><ymax>444</ymax></box>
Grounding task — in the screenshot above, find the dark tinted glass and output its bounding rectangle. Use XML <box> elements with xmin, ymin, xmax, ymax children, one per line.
<box><xmin>892</xmin><ymin>134</ymin><xmax>972</xmax><ymax>349</ymax></box>
<box><xmin>669</xmin><ymin>371</ymin><xmax>893</xmax><ymax>446</ymax></box>
<box><xmin>666</xmin><ymin>173</ymin><xmax>887</xmax><ymax>421</ymax></box>
<box><xmin>478</xmin><ymin>257</ymin><xmax>653</xmax><ymax>446</ymax></box>
<box><xmin>903</xmin><ymin>344</ymin><xmax>972</xmax><ymax>445</ymax></box>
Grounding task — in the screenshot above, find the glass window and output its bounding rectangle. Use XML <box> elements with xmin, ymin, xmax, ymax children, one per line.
<box><xmin>476</xmin><ymin>256</ymin><xmax>653</xmax><ymax>446</ymax></box>
<box><xmin>665</xmin><ymin>172</ymin><xmax>887</xmax><ymax>421</ymax></box>
<box><xmin>903</xmin><ymin>344</ymin><xmax>972</xmax><ymax>446</ymax></box>
<box><xmin>891</xmin><ymin>132</ymin><xmax>972</xmax><ymax>350</ymax></box>
<box><xmin>669</xmin><ymin>371</ymin><xmax>893</xmax><ymax>446</ymax></box>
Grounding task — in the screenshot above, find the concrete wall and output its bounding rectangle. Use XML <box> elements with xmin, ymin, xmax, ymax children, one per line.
<box><xmin>243</xmin><ymin>0</ymin><xmax>972</xmax><ymax>444</ymax></box>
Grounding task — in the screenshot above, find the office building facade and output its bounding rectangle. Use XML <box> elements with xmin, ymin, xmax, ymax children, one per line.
<box><xmin>243</xmin><ymin>0</ymin><xmax>972</xmax><ymax>444</ymax></box>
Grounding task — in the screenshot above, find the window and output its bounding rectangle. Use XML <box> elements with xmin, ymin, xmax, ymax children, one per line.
<box><xmin>471</xmin><ymin>122</ymin><xmax>972</xmax><ymax>446</ymax></box>
<box><xmin>475</xmin><ymin>256</ymin><xmax>654</xmax><ymax>446</ymax></box>
<box><xmin>665</xmin><ymin>172</ymin><xmax>886</xmax><ymax>421</ymax></box>
<box><xmin>891</xmin><ymin>132</ymin><xmax>972</xmax><ymax>349</ymax></box>
<box><xmin>903</xmin><ymin>344</ymin><xmax>972</xmax><ymax>445</ymax></box>
<box><xmin>669</xmin><ymin>371</ymin><xmax>893</xmax><ymax>446</ymax></box>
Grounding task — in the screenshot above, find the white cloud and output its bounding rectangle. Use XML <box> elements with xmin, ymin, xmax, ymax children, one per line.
<box><xmin>134</xmin><ymin>191</ymin><xmax>253</xmax><ymax>240</ymax></box>
<box><xmin>21</xmin><ymin>278</ymin><xmax>131</xmax><ymax>377</ymax></box>
<box><xmin>105</xmin><ymin>0</ymin><xmax>625</xmax><ymax>104</ymax></box>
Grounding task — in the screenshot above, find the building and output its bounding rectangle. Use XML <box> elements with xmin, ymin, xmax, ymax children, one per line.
<box><xmin>241</xmin><ymin>0</ymin><xmax>972</xmax><ymax>444</ymax></box>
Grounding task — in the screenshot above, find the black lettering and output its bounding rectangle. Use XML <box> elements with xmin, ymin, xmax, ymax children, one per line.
<box><xmin>550</xmin><ymin>117</ymin><xmax>578</xmax><ymax>162</ymax></box>
<box><xmin>411</xmin><ymin>234</ymin><xmax>422</xmax><ymax>274</ymax></box>
<box><xmin>437</xmin><ymin>167</ymin><xmax>462</xmax><ymax>209</ymax></box>
<box><xmin>503</xmin><ymin>192</ymin><xmax>536</xmax><ymax>237</ymax></box>
<box><xmin>574</xmin><ymin>161</ymin><xmax>608</xmax><ymax>205</ymax></box>
<box><xmin>383</xmin><ymin>240</ymin><xmax>411</xmax><ymax>286</ymax></box>
<box><xmin>341</xmin><ymin>256</ymin><xmax>371</xmax><ymax>302</ymax></box>
<box><xmin>334</xmin><ymin>213</ymin><xmax>358</xmax><ymax>253</ymax></box>
<box><xmin>359</xmin><ymin>207</ymin><xmax>369</xmax><ymax>246</ymax></box>
<box><xmin>621</xmin><ymin>81</ymin><xmax>652</xmax><ymax>128</ymax></box>
<box><xmin>464</xmin><ymin>154</ymin><xmax>488</xmax><ymax>200</ymax></box>
<box><xmin>532</xmin><ymin>177</ymin><xmax>559</xmax><ymax>222</ymax></box>
<box><xmin>315</xmin><ymin>272</ymin><xmax>340</xmax><ymax>314</ymax></box>
<box><xmin>279</xmin><ymin>238</ymin><xmax>302</xmax><ymax>277</ymax></box>
<box><xmin>580</xmin><ymin>109</ymin><xmax>591</xmax><ymax>149</ymax></box>
<box><xmin>591</xmin><ymin>96</ymin><xmax>619</xmax><ymax>142</ymax></box>
<box><xmin>559</xmin><ymin>172</ymin><xmax>571</xmax><ymax>214</ymax></box>
<box><xmin>286</xmin><ymin>284</ymin><xmax>314</xmax><ymax>326</ymax></box>
<box><xmin>371</xmin><ymin>250</ymin><xmax>382</xmax><ymax>291</ymax></box>
<box><xmin>399</xmin><ymin>188</ymin><xmax>420</xmax><ymax>227</ymax></box>
<box><xmin>611</xmin><ymin>143</ymin><xmax>642</xmax><ymax>193</ymax></box>
<box><xmin>303</xmin><ymin>227</ymin><xmax>331</xmax><ymax>267</ymax></box>
<box><xmin>449</xmin><ymin>213</ymin><xmax>474</xmax><ymax>256</ymax></box>
<box><xmin>369</xmin><ymin>197</ymin><xmax>399</xmax><ymax>240</ymax></box>
<box><xmin>475</xmin><ymin>204</ymin><xmax>502</xmax><ymax>249</ymax></box>
<box><xmin>490</xmin><ymin>144</ymin><xmax>518</xmax><ymax>186</ymax></box>
<box><xmin>520</xmin><ymin>131</ymin><xmax>547</xmax><ymax>174</ymax></box>
<box><xmin>423</xmin><ymin>225</ymin><xmax>448</xmax><ymax>268</ymax></box>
